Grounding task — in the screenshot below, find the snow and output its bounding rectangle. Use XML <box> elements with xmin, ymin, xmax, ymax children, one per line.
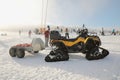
<box><xmin>0</xmin><ymin>32</ymin><xmax>120</xmax><ymax>80</ymax></box>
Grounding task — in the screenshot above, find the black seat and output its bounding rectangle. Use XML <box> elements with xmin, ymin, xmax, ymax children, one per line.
<box><xmin>60</xmin><ymin>36</ymin><xmax>79</xmax><ymax>42</ymax></box>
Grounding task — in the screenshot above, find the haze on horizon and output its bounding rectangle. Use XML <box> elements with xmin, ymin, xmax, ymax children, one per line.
<box><xmin>0</xmin><ymin>0</ymin><xmax>120</xmax><ymax>31</ymax></box>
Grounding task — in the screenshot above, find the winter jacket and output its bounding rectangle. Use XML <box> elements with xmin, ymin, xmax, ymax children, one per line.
<box><xmin>44</xmin><ymin>30</ymin><xmax>50</xmax><ymax>38</ymax></box>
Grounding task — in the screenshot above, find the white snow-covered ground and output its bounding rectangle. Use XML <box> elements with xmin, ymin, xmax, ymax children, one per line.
<box><xmin>0</xmin><ymin>31</ymin><xmax>120</xmax><ymax>80</ymax></box>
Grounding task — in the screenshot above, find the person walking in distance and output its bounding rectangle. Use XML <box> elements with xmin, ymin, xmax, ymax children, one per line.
<box><xmin>29</xmin><ymin>30</ymin><xmax>32</xmax><ymax>37</ymax></box>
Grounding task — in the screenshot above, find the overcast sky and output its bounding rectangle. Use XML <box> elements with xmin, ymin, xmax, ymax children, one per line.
<box><xmin>0</xmin><ymin>0</ymin><xmax>120</xmax><ymax>30</ymax></box>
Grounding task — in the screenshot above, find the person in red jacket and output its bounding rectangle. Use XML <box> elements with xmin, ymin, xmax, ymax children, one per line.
<box><xmin>44</xmin><ymin>26</ymin><xmax>50</xmax><ymax>47</ymax></box>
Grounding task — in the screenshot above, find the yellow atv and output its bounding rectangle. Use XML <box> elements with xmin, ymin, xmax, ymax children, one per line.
<box><xmin>45</xmin><ymin>28</ymin><xmax>109</xmax><ymax>62</ymax></box>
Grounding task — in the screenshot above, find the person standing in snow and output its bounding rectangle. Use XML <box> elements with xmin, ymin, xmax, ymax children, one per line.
<box><xmin>101</xmin><ymin>27</ymin><xmax>105</xmax><ymax>36</ymax></box>
<box><xmin>44</xmin><ymin>26</ymin><xmax>50</xmax><ymax>47</ymax></box>
<box><xmin>28</xmin><ymin>30</ymin><xmax>32</xmax><ymax>37</ymax></box>
<box><xmin>111</xmin><ymin>29</ymin><xmax>116</xmax><ymax>35</ymax></box>
<box><xmin>65</xmin><ymin>28</ymin><xmax>69</xmax><ymax>39</ymax></box>
<box><xmin>19</xmin><ymin>30</ymin><xmax>21</xmax><ymax>36</ymax></box>
<box><xmin>56</xmin><ymin>26</ymin><xmax>60</xmax><ymax>32</ymax></box>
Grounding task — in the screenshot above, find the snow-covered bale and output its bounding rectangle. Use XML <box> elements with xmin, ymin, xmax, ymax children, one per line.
<box><xmin>32</xmin><ymin>38</ymin><xmax>45</xmax><ymax>51</ymax></box>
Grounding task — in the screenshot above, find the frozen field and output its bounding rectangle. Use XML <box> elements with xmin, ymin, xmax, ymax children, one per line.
<box><xmin>0</xmin><ymin>32</ymin><xmax>120</xmax><ymax>80</ymax></box>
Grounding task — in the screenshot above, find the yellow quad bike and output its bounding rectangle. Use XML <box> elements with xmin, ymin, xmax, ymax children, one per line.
<box><xmin>45</xmin><ymin>28</ymin><xmax>109</xmax><ymax>62</ymax></box>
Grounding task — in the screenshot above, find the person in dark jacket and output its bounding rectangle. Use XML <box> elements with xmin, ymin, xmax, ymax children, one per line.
<box><xmin>65</xmin><ymin>28</ymin><xmax>69</xmax><ymax>39</ymax></box>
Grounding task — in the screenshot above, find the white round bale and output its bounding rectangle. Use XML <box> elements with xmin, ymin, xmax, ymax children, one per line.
<box><xmin>32</xmin><ymin>38</ymin><xmax>45</xmax><ymax>51</ymax></box>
